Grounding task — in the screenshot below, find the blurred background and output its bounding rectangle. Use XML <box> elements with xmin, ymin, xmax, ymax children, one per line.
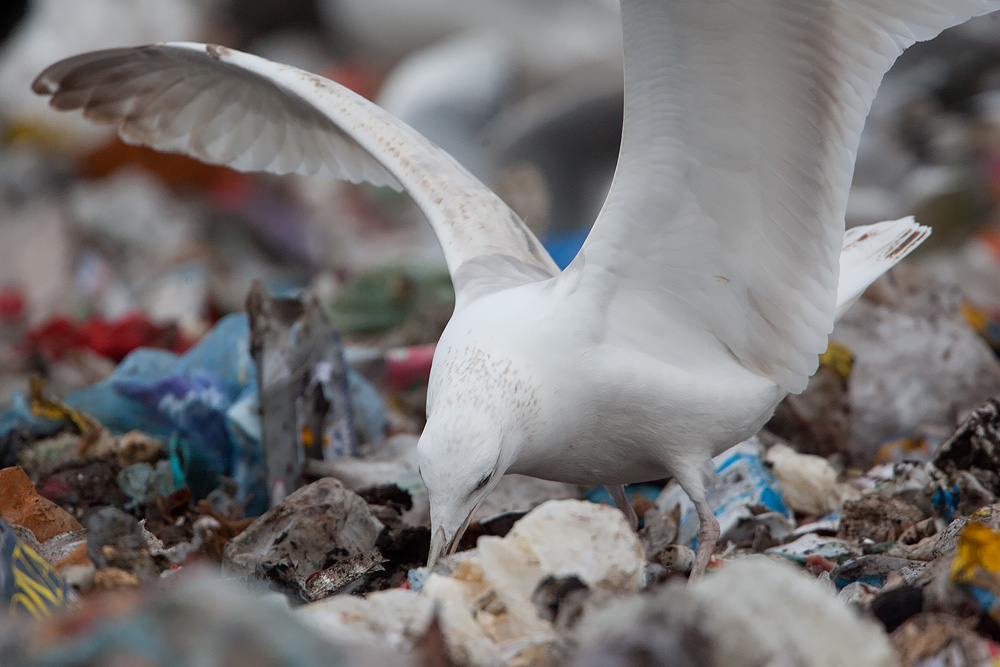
<box><xmin>1</xmin><ymin>0</ymin><xmax>1000</xmax><ymax>404</ymax></box>
<box><xmin>4</xmin><ymin>3</ymin><xmax>1000</xmax><ymax>664</ymax></box>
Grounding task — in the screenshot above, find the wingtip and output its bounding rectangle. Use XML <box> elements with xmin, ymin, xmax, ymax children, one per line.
<box><xmin>30</xmin><ymin>71</ymin><xmax>57</xmax><ymax>96</ymax></box>
<box><xmin>882</xmin><ymin>218</ymin><xmax>931</xmax><ymax>262</ymax></box>
<box><xmin>835</xmin><ymin>215</ymin><xmax>933</xmax><ymax>326</ymax></box>
<box><xmin>843</xmin><ymin>215</ymin><xmax>931</xmax><ymax>263</ymax></box>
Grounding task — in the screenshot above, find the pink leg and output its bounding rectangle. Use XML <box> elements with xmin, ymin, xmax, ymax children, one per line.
<box><xmin>690</xmin><ymin>499</ymin><xmax>720</xmax><ymax>581</ymax></box>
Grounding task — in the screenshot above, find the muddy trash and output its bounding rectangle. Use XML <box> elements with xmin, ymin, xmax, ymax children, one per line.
<box><xmin>305</xmin><ymin>499</ymin><xmax>644</xmax><ymax>666</ymax></box>
<box><xmin>0</xmin><ymin>467</ymin><xmax>82</xmax><ymax>541</ymax></box>
<box><xmin>223</xmin><ymin>478</ymin><xmax>383</xmax><ymax>581</ymax></box>
<box><xmin>838</xmin><ymin>495</ymin><xmax>926</xmax><ymax>543</ymax></box>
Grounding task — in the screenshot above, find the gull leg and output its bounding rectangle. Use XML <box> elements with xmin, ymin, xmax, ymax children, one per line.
<box><xmin>606</xmin><ymin>484</ymin><xmax>638</xmax><ymax>531</ymax></box>
<box><xmin>674</xmin><ymin>460</ymin><xmax>719</xmax><ymax>581</ymax></box>
<box><xmin>690</xmin><ymin>499</ymin><xmax>720</xmax><ymax>581</ymax></box>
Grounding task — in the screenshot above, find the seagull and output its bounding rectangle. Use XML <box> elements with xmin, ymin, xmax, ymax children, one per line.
<box><xmin>33</xmin><ymin>0</ymin><xmax>999</xmax><ymax>579</ymax></box>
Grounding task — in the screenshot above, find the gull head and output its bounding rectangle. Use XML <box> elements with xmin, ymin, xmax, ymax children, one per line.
<box><xmin>419</xmin><ymin>414</ymin><xmax>506</xmax><ymax>566</ymax></box>
<box><xmin>417</xmin><ymin>418</ymin><xmax>506</xmax><ymax>565</ymax></box>
<box><xmin>418</xmin><ymin>290</ymin><xmax>546</xmax><ymax>566</ymax></box>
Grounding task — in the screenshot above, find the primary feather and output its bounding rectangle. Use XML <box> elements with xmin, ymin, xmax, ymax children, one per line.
<box><xmin>32</xmin><ymin>42</ymin><xmax>558</xmax><ymax>298</ymax></box>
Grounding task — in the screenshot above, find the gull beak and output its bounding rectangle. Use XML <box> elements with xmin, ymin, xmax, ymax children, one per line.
<box><xmin>427</xmin><ymin>527</ymin><xmax>451</xmax><ymax>568</ymax></box>
<box><xmin>427</xmin><ymin>507</ymin><xmax>476</xmax><ymax>567</ymax></box>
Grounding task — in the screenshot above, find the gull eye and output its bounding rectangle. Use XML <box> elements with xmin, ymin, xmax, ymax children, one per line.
<box><xmin>474</xmin><ymin>473</ymin><xmax>492</xmax><ymax>491</ymax></box>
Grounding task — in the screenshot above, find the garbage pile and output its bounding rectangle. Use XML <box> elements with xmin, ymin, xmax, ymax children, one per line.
<box><xmin>3</xmin><ymin>2</ymin><xmax>1000</xmax><ymax>667</ymax></box>
<box><xmin>8</xmin><ymin>409</ymin><xmax>1000</xmax><ymax>665</ymax></box>
<box><xmin>6</xmin><ymin>305</ymin><xmax>1000</xmax><ymax>665</ymax></box>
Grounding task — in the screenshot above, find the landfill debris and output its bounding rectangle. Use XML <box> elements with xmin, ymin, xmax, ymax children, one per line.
<box><xmin>85</xmin><ymin>507</ymin><xmax>159</xmax><ymax>584</ymax></box>
<box><xmin>4</xmin><ymin>312</ymin><xmax>387</xmax><ymax>517</ymax></box>
<box><xmin>838</xmin><ymin>495</ymin><xmax>926</xmax><ymax>543</ymax></box>
<box><xmin>532</xmin><ymin>574</ymin><xmax>591</xmax><ymax>633</ymax></box>
<box><xmin>766</xmin><ymin>533</ymin><xmax>860</xmax><ymax>563</ymax></box>
<box><xmin>890</xmin><ymin>613</ymin><xmax>996</xmax><ymax>667</ymax></box>
<box><xmin>26</xmin><ymin>312</ymin><xmax>192</xmax><ymax>363</ymax></box>
<box><xmin>0</xmin><ymin>518</ymin><xmax>70</xmax><ymax>619</ymax></box>
<box><xmin>0</xmin><ymin>467</ymin><xmax>82</xmax><ymax>541</ymax></box>
<box><xmin>223</xmin><ymin>478</ymin><xmax>383</xmax><ymax>581</ymax></box>
<box><xmin>248</xmin><ymin>284</ymin><xmax>386</xmax><ymax>507</ymax></box>
<box><xmin>478</xmin><ymin>499</ymin><xmax>644</xmax><ymax>592</ymax></box>
<box><xmin>303</xmin><ymin>433</ymin><xmax>429</xmax><ymax>526</ymax></box>
<box><xmin>87</xmin><ymin>429</ymin><xmax>164</xmax><ymax>468</ymax></box>
<box><xmin>303</xmin><ymin>548</ymin><xmax>386</xmax><ymax>601</ymax></box>
<box><xmin>116</xmin><ymin>460</ymin><xmax>178</xmax><ymax>511</ymax></box>
<box><xmin>950</xmin><ymin>521</ymin><xmax>1000</xmax><ymax>624</ymax></box>
<box><xmin>838</xmin><ymin>580</ymin><xmax>883</xmax><ymax>607</ymax></box>
<box><xmin>0</xmin><ymin>575</ymin><xmax>407</xmax><ymax>667</ymax></box>
<box><xmin>867</xmin><ymin>584</ymin><xmax>925</xmax><ymax>633</ymax></box>
<box><xmin>655</xmin><ymin>544</ymin><xmax>696</xmax><ymax>574</ymax></box>
<box><xmin>898</xmin><ymin>517</ymin><xmax>938</xmax><ymax>545</ymax></box>
<box><xmin>585</xmin><ymin>483</ymin><xmax>661</xmax><ymax>521</ymax></box>
<box><xmin>765</xmin><ymin>345</ymin><xmax>851</xmax><ymax>459</ymax></box>
<box><xmin>933</xmin><ymin>399</ymin><xmax>1000</xmax><ymax>506</ymax></box>
<box><xmin>569</xmin><ymin>558</ymin><xmax>896</xmax><ymax>667</ymax></box>
<box><xmin>830</xmin><ymin>555</ymin><xmax>926</xmax><ymax>590</ymax></box>
<box><xmin>346</xmin><ymin>344</ymin><xmax>434</xmax><ymax>395</ymax></box>
<box><xmin>42</xmin><ymin>314</ymin><xmax>262</xmax><ymax>511</ymax></box>
<box><xmin>306</xmin><ymin>500</ymin><xmax>643</xmax><ymax>665</ymax></box>
<box><xmin>638</xmin><ymin>505</ymin><xmax>681</xmax><ymax>560</ymax></box>
<box><xmin>300</xmin><ymin>588</ymin><xmax>434</xmax><ymax>659</ymax></box>
<box><xmin>655</xmin><ymin>438</ymin><xmax>794</xmax><ymax>548</ymax></box>
<box><xmin>834</xmin><ymin>297</ymin><xmax>1000</xmax><ymax>466</ymax></box>
<box><xmin>789</xmin><ymin>514</ymin><xmax>841</xmax><ymax>537</ymax></box>
<box><xmin>324</xmin><ymin>264</ymin><xmax>455</xmax><ymax>337</ymax></box>
<box><xmin>4</xmin><ymin>524</ymin><xmax>89</xmax><ymax>572</ymax></box>
<box><xmin>475</xmin><ymin>474</ymin><xmax>585</xmax><ymax>521</ymax></box>
<box><xmin>764</xmin><ymin>441</ymin><xmax>859</xmax><ymax>516</ymax></box>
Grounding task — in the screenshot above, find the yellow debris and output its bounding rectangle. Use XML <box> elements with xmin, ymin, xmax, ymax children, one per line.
<box><xmin>951</xmin><ymin>522</ymin><xmax>1000</xmax><ymax>584</ymax></box>
<box><xmin>960</xmin><ymin>302</ymin><xmax>988</xmax><ymax>333</ymax></box>
<box><xmin>818</xmin><ymin>340</ymin><xmax>853</xmax><ymax>383</ymax></box>
<box><xmin>8</xmin><ymin>540</ymin><xmax>66</xmax><ymax>619</ymax></box>
<box><xmin>28</xmin><ymin>379</ymin><xmax>99</xmax><ymax>434</ymax></box>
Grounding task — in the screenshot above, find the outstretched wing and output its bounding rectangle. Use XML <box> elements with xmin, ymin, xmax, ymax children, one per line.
<box><xmin>570</xmin><ymin>0</ymin><xmax>999</xmax><ymax>392</ymax></box>
<box><xmin>33</xmin><ymin>42</ymin><xmax>558</xmax><ymax>299</ymax></box>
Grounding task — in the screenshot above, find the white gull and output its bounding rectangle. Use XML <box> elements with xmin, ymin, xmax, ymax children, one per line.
<box><xmin>32</xmin><ymin>0</ymin><xmax>1000</xmax><ymax>578</ymax></box>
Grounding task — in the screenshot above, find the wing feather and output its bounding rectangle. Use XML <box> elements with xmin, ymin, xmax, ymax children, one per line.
<box><xmin>33</xmin><ymin>43</ymin><xmax>557</xmax><ymax>296</ymax></box>
<box><xmin>570</xmin><ymin>0</ymin><xmax>999</xmax><ymax>391</ymax></box>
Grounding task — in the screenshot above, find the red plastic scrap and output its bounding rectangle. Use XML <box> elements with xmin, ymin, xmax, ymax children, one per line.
<box><xmin>25</xmin><ymin>316</ymin><xmax>86</xmax><ymax>359</ymax></box>
<box><xmin>804</xmin><ymin>554</ymin><xmax>837</xmax><ymax>572</ymax></box>
<box><xmin>0</xmin><ymin>286</ymin><xmax>25</xmax><ymax>321</ymax></box>
<box><xmin>80</xmin><ymin>313</ymin><xmax>171</xmax><ymax>361</ymax></box>
<box><xmin>209</xmin><ymin>170</ymin><xmax>255</xmax><ymax>213</ymax></box>
<box><xmin>385</xmin><ymin>344</ymin><xmax>436</xmax><ymax>392</ymax></box>
<box><xmin>25</xmin><ymin>313</ymin><xmax>193</xmax><ymax>362</ymax></box>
